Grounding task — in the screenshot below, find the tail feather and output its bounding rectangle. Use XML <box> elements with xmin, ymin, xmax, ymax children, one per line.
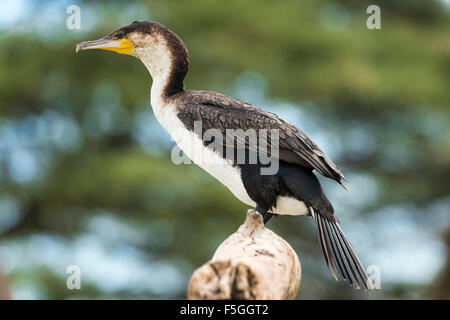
<box><xmin>333</xmin><ymin>222</ymin><xmax>372</xmax><ymax>288</ymax></box>
<box><xmin>323</xmin><ymin>219</ymin><xmax>351</xmax><ymax>282</ymax></box>
<box><xmin>326</xmin><ymin>219</ymin><xmax>362</xmax><ymax>287</ymax></box>
<box><xmin>315</xmin><ymin>213</ymin><xmax>338</xmax><ymax>280</ymax></box>
<box><xmin>313</xmin><ymin>211</ymin><xmax>373</xmax><ymax>290</ymax></box>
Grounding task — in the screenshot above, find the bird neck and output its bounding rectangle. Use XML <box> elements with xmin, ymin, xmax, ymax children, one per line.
<box><xmin>139</xmin><ymin>45</ymin><xmax>188</xmax><ymax>103</ymax></box>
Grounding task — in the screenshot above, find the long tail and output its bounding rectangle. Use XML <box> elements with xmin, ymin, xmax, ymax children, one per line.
<box><xmin>312</xmin><ymin>209</ymin><xmax>374</xmax><ymax>290</ymax></box>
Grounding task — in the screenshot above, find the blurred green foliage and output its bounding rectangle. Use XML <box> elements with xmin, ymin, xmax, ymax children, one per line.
<box><xmin>0</xmin><ymin>0</ymin><xmax>449</xmax><ymax>299</ymax></box>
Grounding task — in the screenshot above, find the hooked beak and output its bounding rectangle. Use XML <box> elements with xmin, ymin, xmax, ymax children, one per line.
<box><xmin>76</xmin><ymin>36</ymin><xmax>133</xmax><ymax>55</ymax></box>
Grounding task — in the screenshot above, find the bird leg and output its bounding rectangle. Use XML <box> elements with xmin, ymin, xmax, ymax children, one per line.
<box><xmin>255</xmin><ymin>204</ymin><xmax>276</xmax><ymax>224</ymax></box>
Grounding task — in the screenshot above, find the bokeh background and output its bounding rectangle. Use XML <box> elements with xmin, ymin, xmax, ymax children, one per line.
<box><xmin>0</xmin><ymin>0</ymin><xmax>449</xmax><ymax>299</ymax></box>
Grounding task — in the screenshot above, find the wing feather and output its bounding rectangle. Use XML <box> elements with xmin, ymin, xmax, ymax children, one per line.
<box><xmin>174</xmin><ymin>91</ymin><xmax>346</xmax><ymax>185</ymax></box>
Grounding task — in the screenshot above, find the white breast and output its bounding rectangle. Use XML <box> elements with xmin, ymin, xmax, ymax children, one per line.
<box><xmin>151</xmin><ymin>94</ymin><xmax>256</xmax><ymax>207</ymax></box>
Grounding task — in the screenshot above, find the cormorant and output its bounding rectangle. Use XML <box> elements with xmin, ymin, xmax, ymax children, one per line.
<box><xmin>77</xmin><ymin>21</ymin><xmax>373</xmax><ymax>290</ymax></box>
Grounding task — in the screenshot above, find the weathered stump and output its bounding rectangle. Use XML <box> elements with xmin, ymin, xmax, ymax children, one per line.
<box><xmin>188</xmin><ymin>210</ymin><xmax>301</xmax><ymax>300</ymax></box>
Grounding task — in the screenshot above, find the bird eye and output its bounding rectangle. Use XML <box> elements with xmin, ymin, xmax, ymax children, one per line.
<box><xmin>117</xmin><ymin>31</ymin><xmax>125</xmax><ymax>39</ymax></box>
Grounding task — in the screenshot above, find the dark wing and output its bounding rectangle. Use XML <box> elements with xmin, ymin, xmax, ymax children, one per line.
<box><xmin>174</xmin><ymin>91</ymin><xmax>346</xmax><ymax>186</ymax></box>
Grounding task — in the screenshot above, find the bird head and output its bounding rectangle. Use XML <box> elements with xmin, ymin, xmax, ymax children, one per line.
<box><xmin>76</xmin><ymin>21</ymin><xmax>189</xmax><ymax>86</ymax></box>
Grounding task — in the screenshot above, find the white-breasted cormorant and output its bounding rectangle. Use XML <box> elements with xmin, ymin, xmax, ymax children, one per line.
<box><xmin>77</xmin><ymin>21</ymin><xmax>373</xmax><ymax>290</ymax></box>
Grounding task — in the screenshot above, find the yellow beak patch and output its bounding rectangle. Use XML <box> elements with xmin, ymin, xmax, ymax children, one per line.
<box><xmin>101</xmin><ymin>38</ymin><xmax>134</xmax><ymax>55</ymax></box>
